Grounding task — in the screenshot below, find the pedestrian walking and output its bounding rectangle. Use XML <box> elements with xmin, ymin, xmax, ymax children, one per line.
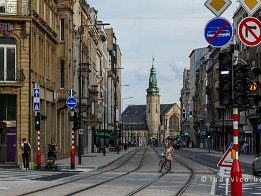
<box><xmin>21</xmin><ymin>138</ymin><xmax>31</xmax><ymax>170</ymax></box>
<box><xmin>124</xmin><ymin>143</ymin><xmax>127</xmax><ymax>151</ymax></box>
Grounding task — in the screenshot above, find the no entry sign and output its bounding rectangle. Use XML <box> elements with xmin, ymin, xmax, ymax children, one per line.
<box><xmin>204</xmin><ymin>17</ymin><xmax>233</xmax><ymax>47</ymax></box>
<box><xmin>238</xmin><ymin>17</ymin><xmax>261</xmax><ymax>47</ymax></box>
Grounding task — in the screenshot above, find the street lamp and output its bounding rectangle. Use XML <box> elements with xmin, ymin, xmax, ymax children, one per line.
<box><xmin>121</xmin><ymin>96</ymin><xmax>134</xmax><ymax>146</ymax></box>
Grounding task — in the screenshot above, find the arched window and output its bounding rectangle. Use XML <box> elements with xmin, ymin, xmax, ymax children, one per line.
<box><xmin>0</xmin><ymin>38</ymin><xmax>16</xmax><ymax>82</ymax></box>
<box><xmin>60</xmin><ymin>60</ymin><xmax>65</xmax><ymax>88</ymax></box>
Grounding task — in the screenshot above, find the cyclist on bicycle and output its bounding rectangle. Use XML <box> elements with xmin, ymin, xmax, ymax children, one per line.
<box><xmin>165</xmin><ymin>143</ymin><xmax>175</xmax><ymax>172</ymax></box>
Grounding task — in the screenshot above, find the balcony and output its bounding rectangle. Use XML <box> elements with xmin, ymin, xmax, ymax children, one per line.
<box><xmin>0</xmin><ymin>0</ymin><xmax>30</xmax><ymax>16</ymax></box>
<box><xmin>0</xmin><ymin>68</ymin><xmax>25</xmax><ymax>85</ymax></box>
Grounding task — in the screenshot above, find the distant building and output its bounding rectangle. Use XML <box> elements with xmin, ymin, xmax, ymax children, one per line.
<box><xmin>122</xmin><ymin>62</ymin><xmax>180</xmax><ymax>146</ymax></box>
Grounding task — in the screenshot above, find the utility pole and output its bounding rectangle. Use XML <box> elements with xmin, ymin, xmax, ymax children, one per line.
<box><xmin>78</xmin><ymin>12</ymin><xmax>83</xmax><ymax>165</ymax></box>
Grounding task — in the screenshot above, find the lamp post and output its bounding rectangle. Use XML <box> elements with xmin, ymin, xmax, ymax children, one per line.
<box><xmin>121</xmin><ymin>96</ymin><xmax>134</xmax><ymax>146</ymax></box>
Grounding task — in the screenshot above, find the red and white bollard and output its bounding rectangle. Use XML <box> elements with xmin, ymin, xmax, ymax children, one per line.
<box><xmin>37</xmin><ymin>130</ymin><xmax>41</xmax><ymax>170</ymax></box>
<box><xmin>71</xmin><ymin>128</ymin><xmax>75</xmax><ymax>169</ymax></box>
<box><xmin>230</xmin><ymin>108</ymin><xmax>242</xmax><ymax>196</ymax></box>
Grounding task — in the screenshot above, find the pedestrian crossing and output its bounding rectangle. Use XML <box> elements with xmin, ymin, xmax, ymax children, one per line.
<box><xmin>0</xmin><ymin>169</ymin><xmax>65</xmax><ymax>181</ymax></box>
<box><xmin>218</xmin><ymin>177</ymin><xmax>261</xmax><ymax>195</ymax></box>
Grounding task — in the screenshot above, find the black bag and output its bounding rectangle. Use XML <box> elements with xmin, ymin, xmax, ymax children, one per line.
<box><xmin>23</xmin><ymin>142</ymin><xmax>30</xmax><ymax>154</ymax></box>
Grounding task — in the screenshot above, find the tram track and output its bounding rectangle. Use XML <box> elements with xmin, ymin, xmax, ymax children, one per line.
<box><xmin>125</xmin><ymin>146</ymin><xmax>168</xmax><ymax>196</ymax></box>
<box><xmin>65</xmin><ymin>147</ymin><xmax>147</xmax><ymax>196</ymax></box>
<box><xmin>18</xmin><ymin>147</ymin><xmax>142</xmax><ymax>196</ymax></box>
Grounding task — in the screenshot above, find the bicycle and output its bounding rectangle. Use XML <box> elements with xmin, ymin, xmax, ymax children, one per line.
<box><xmin>158</xmin><ymin>153</ymin><xmax>171</xmax><ymax>173</ymax></box>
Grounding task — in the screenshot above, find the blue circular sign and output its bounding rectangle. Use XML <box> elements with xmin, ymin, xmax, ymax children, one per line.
<box><xmin>66</xmin><ymin>97</ymin><xmax>77</xmax><ymax>108</ymax></box>
<box><xmin>204</xmin><ymin>17</ymin><xmax>233</xmax><ymax>47</ymax></box>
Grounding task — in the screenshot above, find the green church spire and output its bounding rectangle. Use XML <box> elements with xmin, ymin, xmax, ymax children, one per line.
<box><xmin>146</xmin><ymin>58</ymin><xmax>159</xmax><ymax>95</ymax></box>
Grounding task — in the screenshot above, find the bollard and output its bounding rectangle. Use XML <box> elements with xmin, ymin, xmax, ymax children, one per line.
<box><xmin>231</xmin><ymin>159</ymin><xmax>242</xmax><ymax>196</ymax></box>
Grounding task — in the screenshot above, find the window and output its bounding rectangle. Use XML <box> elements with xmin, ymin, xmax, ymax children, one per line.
<box><xmin>36</xmin><ymin>0</ymin><xmax>40</xmax><ymax>13</ymax></box>
<box><xmin>60</xmin><ymin>60</ymin><xmax>65</xmax><ymax>88</ymax></box>
<box><xmin>60</xmin><ymin>19</ymin><xmax>64</xmax><ymax>42</ymax></box>
<box><xmin>0</xmin><ymin>94</ymin><xmax>16</xmax><ymax>121</ymax></box>
<box><xmin>0</xmin><ymin>0</ymin><xmax>17</xmax><ymax>15</ymax></box>
<box><xmin>49</xmin><ymin>10</ymin><xmax>52</xmax><ymax>28</ymax></box>
<box><xmin>43</xmin><ymin>1</ymin><xmax>46</xmax><ymax>20</ymax></box>
<box><xmin>0</xmin><ymin>38</ymin><xmax>16</xmax><ymax>82</ymax></box>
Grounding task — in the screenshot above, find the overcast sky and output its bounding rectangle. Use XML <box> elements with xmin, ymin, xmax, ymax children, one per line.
<box><xmin>87</xmin><ymin>0</ymin><xmax>240</xmax><ymax>108</ymax></box>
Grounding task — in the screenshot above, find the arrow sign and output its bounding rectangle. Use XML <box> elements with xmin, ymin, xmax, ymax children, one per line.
<box><xmin>238</xmin><ymin>17</ymin><xmax>261</xmax><ymax>47</ymax></box>
<box><xmin>67</xmin><ymin>89</ymin><xmax>76</xmax><ymax>97</ymax></box>
<box><xmin>34</xmin><ymin>88</ymin><xmax>40</xmax><ymax>98</ymax></box>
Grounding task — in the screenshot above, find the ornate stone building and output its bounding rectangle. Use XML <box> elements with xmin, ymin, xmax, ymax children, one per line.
<box><xmin>122</xmin><ymin>63</ymin><xmax>181</xmax><ymax>146</ymax></box>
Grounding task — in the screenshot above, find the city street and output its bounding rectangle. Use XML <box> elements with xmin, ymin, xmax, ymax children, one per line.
<box><xmin>0</xmin><ymin>147</ymin><xmax>214</xmax><ymax>196</ymax></box>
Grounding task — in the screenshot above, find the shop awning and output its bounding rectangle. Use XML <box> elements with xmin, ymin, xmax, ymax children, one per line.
<box><xmin>95</xmin><ymin>132</ymin><xmax>111</xmax><ymax>137</ymax></box>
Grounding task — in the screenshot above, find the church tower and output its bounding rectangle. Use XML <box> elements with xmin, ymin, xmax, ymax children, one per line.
<box><xmin>146</xmin><ymin>60</ymin><xmax>160</xmax><ymax>141</ymax></box>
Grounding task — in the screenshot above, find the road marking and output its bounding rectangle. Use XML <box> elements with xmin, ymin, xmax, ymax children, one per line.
<box><xmin>0</xmin><ymin>187</ymin><xmax>10</xmax><ymax>190</ymax></box>
<box><xmin>210</xmin><ymin>178</ymin><xmax>216</xmax><ymax>195</ymax></box>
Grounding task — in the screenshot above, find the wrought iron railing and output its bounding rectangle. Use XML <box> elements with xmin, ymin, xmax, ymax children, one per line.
<box><xmin>0</xmin><ymin>68</ymin><xmax>25</xmax><ymax>83</ymax></box>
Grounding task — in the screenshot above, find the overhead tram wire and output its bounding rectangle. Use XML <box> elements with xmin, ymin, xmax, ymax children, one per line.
<box><xmin>95</xmin><ymin>16</ymin><xmax>213</xmax><ymax>20</ymax></box>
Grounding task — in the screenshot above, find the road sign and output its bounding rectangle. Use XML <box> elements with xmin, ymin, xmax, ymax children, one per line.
<box><xmin>204</xmin><ymin>0</ymin><xmax>232</xmax><ymax>17</ymax></box>
<box><xmin>66</xmin><ymin>97</ymin><xmax>77</xmax><ymax>109</ymax></box>
<box><xmin>67</xmin><ymin>89</ymin><xmax>76</xmax><ymax>97</ymax></box>
<box><xmin>217</xmin><ymin>146</ymin><xmax>233</xmax><ymax>167</ymax></box>
<box><xmin>33</xmin><ymin>88</ymin><xmax>40</xmax><ymax>112</ymax></box>
<box><xmin>204</xmin><ymin>17</ymin><xmax>233</xmax><ymax>47</ymax></box>
<box><xmin>217</xmin><ymin>146</ymin><xmax>233</xmax><ymax>177</ymax></box>
<box><xmin>219</xmin><ymin>167</ymin><xmax>231</xmax><ymax>178</ymax></box>
<box><xmin>33</xmin><ymin>102</ymin><xmax>40</xmax><ymax>112</ymax></box>
<box><xmin>78</xmin><ymin>129</ymin><xmax>83</xmax><ymax>135</ymax></box>
<box><xmin>238</xmin><ymin>17</ymin><xmax>261</xmax><ymax>47</ymax></box>
<box><xmin>239</xmin><ymin>0</ymin><xmax>261</xmax><ymax>16</ymax></box>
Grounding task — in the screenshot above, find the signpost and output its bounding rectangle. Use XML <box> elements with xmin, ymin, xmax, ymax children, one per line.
<box><xmin>33</xmin><ymin>88</ymin><xmax>40</xmax><ymax>112</ymax></box>
<box><xmin>204</xmin><ymin>17</ymin><xmax>233</xmax><ymax>47</ymax></box>
<box><xmin>217</xmin><ymin>146</ymin><xmax>233</xmax><ymax>195</ymax></box>
<box><xmin>238</xmin><ymin>17</ymin><xmax>261</xmax><ymax>47</ymax></box>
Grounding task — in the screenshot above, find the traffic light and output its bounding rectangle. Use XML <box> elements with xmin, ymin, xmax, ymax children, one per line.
<box><xmin>118</xmin><ymin>130</ymin><xmax>121</xmax><ymax>138</ymax></box>
<box><xmin>233</xmin><ymin>65</ymin><xmax>261</xmax><ymax>107</ymax></box>
<box><xmin>233</xmin><ymin>63</ymin><xmax>251</xmax><ymax>106</ymax></box>
<box><xmin>35</xmin><ymin>113</ymin><xmax>41</xmax><ymax>130</ymax></box>
<box><xmin>218</xmin><ymin>52</ymin><xmax>233</xmax><ymax>107</ymax></box>
<box><xmin>182</xmin><ymin>108</ymin><xmax>186</xmax><ymax>119</ymax></box>
<box><xmin>73</xmin><ymin>113</ymin><xmax>80</xmax><ymax>130</ymax></box>
<box><xmin>41</xmin><ymin>115</ymin><xmax>47</xmax><ymax>120</ymax></box>
<box><xmin>246</xmin><ymin>67</ymin><xmax>261</xmax><ymax>106</ymax></box>
<box><xmin>189</xmin><ymin>111</ymin><xmax>193</xmax><ymax>119</ymax></box>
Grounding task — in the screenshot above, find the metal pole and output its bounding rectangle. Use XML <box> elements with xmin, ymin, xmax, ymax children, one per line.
<box><xmin>231</xmin><ymin>108</ymin><xmax>242</xmax><ymax>196</ymax></box>
<box><xmin>71</xmin><ymin>110</ymin><xmax>75</xmax><ymax>169</ymax></box>
<box><xmin>78</xmin><ymin>12</ymin><xmax>83</xmax><ymax>165</ymax></box>
<box><xmin>223</xmin><ymin>108</ymin><xmax>225</xmax><ymax>153</ymax></box>
<box><xmin>37</xmin><ymin>129</ymin><xmax>41</xmax><ymax>170</ymax></box>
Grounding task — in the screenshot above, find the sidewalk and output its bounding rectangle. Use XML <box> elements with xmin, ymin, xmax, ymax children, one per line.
<box><xmin>56</xmin><ymin>147</ymin><xmax>137</xmax><ymax>171</ymax></box>
<box><xmin>181</xmin><ymin>147</ymin><xmax>256</xmax><ymax>165</ymax></box>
